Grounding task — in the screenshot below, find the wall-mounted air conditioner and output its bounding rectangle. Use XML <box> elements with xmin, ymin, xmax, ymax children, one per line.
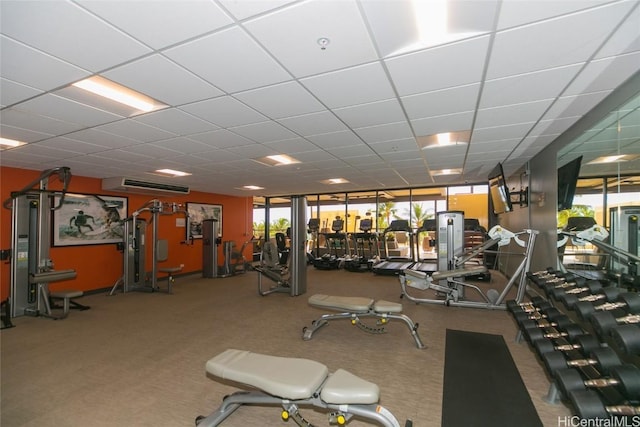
<box><xmin>102</xmin><ymin>177</ymin><xmax>190</xmax><ymax>195</ymax></box>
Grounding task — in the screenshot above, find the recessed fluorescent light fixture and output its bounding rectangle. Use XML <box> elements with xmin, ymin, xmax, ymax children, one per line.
<box><xmin>0</xmin><ymin>137</ymin><xmax>26</xmax><ymax>148</ymax></box>
<box><xmin>321</xmin><ymin>178</ymin><xmax>349</xmax><ymax>185</ymax></box>
<box><xmin>413</xmin><ymin>0</ymin><xmax>447</xmax><ymax>43</ymax></box>
<box><xmin>417</xmin><ymin>131</ymin><xmax>470</xmax><ymax>149</ymax></box>
<box><xmin>430</xmin><ymin>168</ymin><xmax>462</xmax><ymax>176</ymax></box>
<box><xmin>154</xmin><ymin>169</ymin><xmax>191</xmax><ymax>177</ymax></box>
<box><xmin>587</xmin><ymin>154</ymin><xmax>637</xmax><ymax>164</ymax></box>
<box><xmin>72</xmin><ymin>76</ymin><xmax>162</xmax><ymax>112</ymax></box>
<box><xmin>254</xmin><ymin>154</ymin><xmax>301</xmax><ymax>166</ymax></box>
<box><xmin>241</xmin><ymin>185</ymin><xmax>264</xmax><ymax>190</ymax></box>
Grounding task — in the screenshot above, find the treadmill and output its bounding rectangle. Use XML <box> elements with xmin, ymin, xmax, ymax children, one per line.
<box><xmin>372</xmin><ymin>219</ymin><xmax>415</xmax><ymax>275</ymax></box>
<box><xmin>410</xmin><ymin>219</ymin><xmax>438</xmax><ymax>273</ymax></box>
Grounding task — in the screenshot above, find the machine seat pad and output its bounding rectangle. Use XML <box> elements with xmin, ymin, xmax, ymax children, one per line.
<box><xmin>206</xmin><ymin>349</ymin><xmax>328</xmax><ymax>400</ymax></box>
<box><xmin>309</xmin><ymin>294</ymin><xmax>374</xmax><ymax>312</ymax></box>
<box><xmin>321</xmin><ymin>368</ymin><xmax>380</xmax><ymax>405</ymax></box>
<box><xmin>432</xmin><ymin>266</ymin><xmax>487</xmax><ymax>281</ymax></box>
<box><xmin>373</xmin><ymin>300</ymin><xmax>402</xmax><ymax>313</ymax></box>
<box><xmin>50</xmin><ymin>290</ymin><xmax>83</xmax><ymax>299</ymax></box>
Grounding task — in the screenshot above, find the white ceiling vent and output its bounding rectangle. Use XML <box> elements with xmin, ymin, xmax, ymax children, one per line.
<box><xmin>102</xmin><ymin>177</ymin><xmax>190</xmax><ymax>195</ymax></box>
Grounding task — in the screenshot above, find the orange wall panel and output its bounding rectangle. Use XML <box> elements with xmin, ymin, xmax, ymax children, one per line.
<box><xmin>0</xmin><ymin>166</ymin><xmax>253</xmax><ymax>299</ymax></box>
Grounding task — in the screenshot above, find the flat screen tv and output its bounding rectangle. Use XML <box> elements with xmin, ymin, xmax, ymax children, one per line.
<box><xmin>557</xmin><ymin>156</ymin><xmax>582</xmax><ymax>211</ymax></box>
<box><xmin>488</xmin><ymin>163</ymin><xmax>512</xmax><ymax>215</ymax></box>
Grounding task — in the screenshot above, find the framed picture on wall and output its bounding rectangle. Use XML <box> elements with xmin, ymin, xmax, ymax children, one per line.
<box><xmin>52</xmin><ymin>193</ymin><xmax>128</xmax><ymax>246</ymax></box>
<box><xmin>187</xmin><ymin>202</ymin><xmax>222</xmax><ymax>239</ymax></box>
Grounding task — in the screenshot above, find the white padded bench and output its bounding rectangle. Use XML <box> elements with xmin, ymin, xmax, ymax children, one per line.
<box><xmin>197</xmin><ymin>349</ymin><xmax>407</xmax><ymax>427</ymax></box>
<box><xmin>303</xmin><ymin>294</ymin><xmax>425</xmax><ymax>349</ymax></box>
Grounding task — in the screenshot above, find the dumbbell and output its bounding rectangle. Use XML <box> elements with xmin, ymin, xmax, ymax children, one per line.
<box><xmin>577</xmin><ymin>292</ymin><xmax>640</xmax><ymax>320</ymax></box>
<box><xmin>543</xmin><ymin>347</ymin><xmax>622</xmax><ymax>377</ymax></box>
<box><xmin>523</xmin><ymin>320</ymin><xmax>584</xmax><ymax>344</ymax></box>
<box><xmin>533</xmin><ymin>334</ymin><xmax>601</xmax><ymax>357</ymax></box>
<box><xmin>506</xmin><ymin>297</ymin><xmax>550</xmax><ymax>314</ymax></box>
<box><xmin>556</xmin><ymin>364</ymin><xmax>640</xmax><ymax>401</ymax></box>
<box><xmin>591</xmin><ymin>310</ymin><xmax>640</xmax><ymax>339</ymax></box>
<box><xmin>513</xmin><ymin>306</ymin><xmax>564</xmax><ymax>327</ymax></box>
<box><xmin>560</xmin><ymin>286</ymin><xmax>620</xmax><ymax>312</ymax></box>
<box><xmin>611</xmin><ymin>324</ymin><xmax>640</xmax><ymax>356</ymax></box>
<box><xmin>549</xmin><ymin>279</ymin><xmax>602</xmax><ymax>301</ymax></box>
<box><xmin>569</xmin><ymin>389</ymin><xmax>640</xmax><ymax>420</ymax></box>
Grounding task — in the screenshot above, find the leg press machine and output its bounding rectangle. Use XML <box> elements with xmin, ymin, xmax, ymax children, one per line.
<box><xmin>197</xmin><ymin>349</ymin><xmax>412</xmax><ymax>427</ymax></box>
<box><xmin>302</xmin><ymin>294</ymin><xmax>426</xmax><ymax>349</ymax></box>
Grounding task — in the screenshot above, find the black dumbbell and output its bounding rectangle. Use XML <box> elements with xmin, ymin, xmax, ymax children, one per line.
<box><xmin>562</xmin><ymin>286</ymin><xmax>621</xmax><ymax>310</ymax></box>
<box><xmin>542</xmin><ymin>347</ymin><xmax>621</xmax><ymax>377</ymax></box>
<box><xmin>513</xmin><ymin>306</ymin><xmax>563</xmax><ymax>326</ymax></box>
<box><xmin>556</xmin><ymin>364</ymin><xmax>640</xmax><ymax>402</ymax></box>
<box><xmin>610</xmin><ymin>324</ymin><xmax>640</xmax><ymax>356</ymax></box>
<box><xmin>578</xmin><ymin>293</ymin><xmax>640</xmax><ymax>322</ymax></box>
<box><xmin>550</xmin><ymin>279</ymin><xmax>602</xmax><ymax>301</ymax></box>
<box><xmin>569</xmin><ymin>389</ymin><xmax>640</xmax><ymax>420</ymax></box>
<box><xmin>591</xmin><ymin>311</ymin><xmax>640</xmax><ymax>339</ymax></box>
<box><xmin>533</xmin><ymin>334</ymin><xmax>601</xmax><ymax>357</ymax></box>
<box><xmin>523</xmin><ymin>322</ymin><xmax>584</xmax><ymax>344</ymax></box>
<box><xmin>506</xmin><ymin>297</ymin><xmax>550</xmax><ymax>314</ymax></box>
<box><xmin>539</xmin><ymin>274</ymin><xmax>583</xmax><ymax>290</ymax></box>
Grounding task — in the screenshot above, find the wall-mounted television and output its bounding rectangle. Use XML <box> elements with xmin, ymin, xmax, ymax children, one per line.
<box><xmin>488</xmin><ymin>163</ymin><xmax>512</xmax><ymax>215</ymax></box>
<box><xmin>557</xmin><ymin>156</ymin><xmax>582</xmax><ymax>211</ymax></box>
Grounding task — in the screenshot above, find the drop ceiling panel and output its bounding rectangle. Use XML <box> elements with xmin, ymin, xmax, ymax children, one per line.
<box><xmin>103</xmin><ymin>55</ymin><xmax>225</xmax><ymax>106</ymax></box>
<box><xmin>243</xmin><ymin>0</ymin><xmax>378</xmax><ymax>78</ymax></box>
<box><xmin>325</xmin><ymin>145</ymin><xmax>376</xmax><ymax>158</ymax></box>
<box><xmin>369</xmin><ymin>137</ymin><xmax>419</xmax><ymax>154</ymax></box>
<box><xmin>487</xmin><ymin>2</ymin><xmax>634</xmax><ymax>80</ymax></box>
<box><xmin>228</xmin><ymin>121</ymin><xmax>298</xmax><ymax>143</ymax></box>
<box><xmin>402</xmin><ymin>84</ymin><xmax>480</xmax><ymax>121</ymax></box>
<box><xmin>300</xmin><ymin>62</ymin><xmax>396</xmax><ymax>108</ymax></box>
<box><xmin>354</xmin><ymin>122</ymin><xmax>414</xmax><ymax>144</ymax></box>
<box><xmin>180</xmin><ymin>96</ymin><xmax>267</xmax><ymax>128</ymax></box>
<box><xmin>278</xmin><ymin>111</ymin><xmax>348</xmax><ymax>136</ymax></box>
<box><xmin>543</xmin><ymin>91</ymin><xmax>611</xmax><ymax>122</ymax></box>
<box><xmin>1</xmin><ymin>78</ymin><xmax>42</xmax><ymax>108</ymax></box>
<box><xmin>119</xmin><ymin>142</ymin><xmax>182</xmax><ymax>159</ymax></box>
<box><xmin>307</xmin><ymin>131</ymin><xmax>363</xmax><ymax>149</ymax></box>
<box><xmin>218</xmin><ymin>0</ymin><xmax>298</xmax><ymax>21</ymax></box>
<box><xmin>0</xmin><ymin>1</ymin><xmax>151</xmax><ymax>71</ymax></box>
<box><xmin>187</xmin><ymin>149</ymin><xmax>244</xmax><ymax>163</ymax></box>
<box><xmin>263</xmin><ymin>137</ymin><xmax>319</xmax><ymax>153</ymax></box>
<box><xmin>0</xmin><ymin>36</ymin><xmax>88</xmax><ymax>93</ymax></box>
<box><xmin>385</xmin><ymin>37</ymin><xmax>490</xmax><ymax>96</ymax></box>
<box><xmin>149</xmin><ymin>137</ymin><xmax>218</xmax><ymax>155</ymax></box>
<box><xmin>497</xmin><ymin>0</ymin><xmax>605</xmax><ymax>30</ymax></box>
<box><xmin>164</xmin><ymin>27</ymin><xmax>290</xmax><ymax>93</ymax></box>
<box><xmin>77</xmin><ymin>0</ymin><xmax>233</xmax><ymax>50</ymax></box>
<box><xmin>188</xmin><ymin>129</ymin><xmax>255</xmax><ymax>149</ymax></box>
<box><xmin>133</xmin><ymin>109</ymin><xmax>218</xmax><ymax>136</ymax></box>
<box><xmin>475</xmin><ymin>99</ymin><xmax>554</xmax><ymax>129</ymax></box>
<box><xmin>37</xmin><ymin>137</ymin><xmax>108</xmax><ymax>154</ymax></box>
<box><xmin>234</xmin><ymin>81</ymin><xmax>325</xmax><ymax>119</ymax></box>
<box><xmin>63</xmin><ymin>128</ymin><xmax>140</xmax><ymax>149</ymax></box>
<box><xmin>1</xmin><ymin>108</ymin><xmax>84</xmax><ymax>136</ymax></box>
<box><xmin>334</xmin><ymin>99</ymin><xmax>406</xmax><ymax>129</ymax></box>
<box><xmin>411</xmin><ymin>111</ymin><xmax>475</xmax><ymax>137</ymax></box>
<box><xmin>564</xmin><ymin>53</ymin><xmax>640</xmax><ymax>96</ymax></box>
<box><xmin>95</xmin><ymin>120</ymin><xmax>176</xmax><ymax>143</ymax></box>
<box><xmin>15</xmin><ymin>94</ymin><xmax>123</xmax><ymax>128</ymax></box>
<box><xmin>594</xmin><ymin>5</ymin><xmax>640</xmax><ymax>59</ymax></box>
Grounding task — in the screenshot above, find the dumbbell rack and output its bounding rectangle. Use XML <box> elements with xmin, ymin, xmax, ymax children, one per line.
<box><xmin>509</xmin><ymin>268</ymin><xmax>640</xmax><ymax>420</ymax></box>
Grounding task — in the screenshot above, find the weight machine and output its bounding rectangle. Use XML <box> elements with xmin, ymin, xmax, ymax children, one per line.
<box><xmin>399</xmin><ymin>215</ymin><xmax>538</xmax><ymax>310</ymax></box>
<box><xmin>109</xmin><ymin>199</ymin><xmax>189</xmax><ymax>295</ymax></box>
<box><xmin>4</xmin><ymin>166</ymin><xmax>89</xmax><ymax>319</ymax></box>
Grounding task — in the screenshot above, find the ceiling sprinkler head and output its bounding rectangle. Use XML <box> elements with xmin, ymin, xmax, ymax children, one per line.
<box><xmin>317</xmin><ymin>37</ymin><xmax>330</xmax><ymax>50</ymax></box>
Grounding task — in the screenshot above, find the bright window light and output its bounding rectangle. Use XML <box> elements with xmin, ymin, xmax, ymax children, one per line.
<box><xmin>73</xmin><ymin>76</ymin><xmax>157</xmax><ymax>112</ymax></box>
<box><xmin>155</xmin><ymin>169</ymin><xmax>191</xmax><ymax>177</ymax></box>
<box><xmin>0</xmin><ymin>137</ymin><xmax>25</xmax><ymax>148</ymax></box>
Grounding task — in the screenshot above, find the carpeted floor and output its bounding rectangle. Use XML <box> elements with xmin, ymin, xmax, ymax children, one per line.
<box><xmin>1</xmin><ymin>268</ymin><xmax>571</xmax><ymax>426</ymax></box>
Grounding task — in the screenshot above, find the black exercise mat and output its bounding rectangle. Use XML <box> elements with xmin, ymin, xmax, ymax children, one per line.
<box><xmin>441</xmin><ymin>329</ymin><xmax>543</xmax><ymax>427</ymax></box>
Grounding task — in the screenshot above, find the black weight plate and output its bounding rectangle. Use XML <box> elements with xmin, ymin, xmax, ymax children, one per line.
<box><xmin>575</xmin><ymin>335</ymin><xmax>600</xmax><ymax>355</ymax></box>
<box><xmin>506</xmin><ymin>300</ymin><xmax>519</xmax><ymax>313</ymax></box>
<box><xmin>610</xmin><ymin>364</ymin><xmax>640</xmax><ymax>400</ymax></box>
<box><xmin>556</xmin><ymin>368</ymin><xmax>586</xmax><ymax>398</ymax></box>
<box><xmin>620</xmin><ymin>293</ymin><xmax>640</xmax><ymax>314</ymax></box>
<box><xmin>590</xmin><ymin>347</ymin><xmax>621</xmax><ymax>376</ymax></box>
<box><xmin>533</xmin><ymin>338</ymin><xmax>556</xmax><ymax>356</ymax></box>
<box><xmin>543</xmin><ymin>351</ymin><xmax>567</xmax><ymax>375</ymax></box>
<box><xmin>611</xmin><ymin>324</ymin><xmax>640</xmax><ymax>356</ymax></box>
<box><xmin>591</xmin><ymin>311</ymin><xmax>618</xmax><ymax>338</ymax></box>
<box><xmin>524</xmin><ymin>326</ymin><xmax>544</xmax><ymax>343</ymax></box>
<box><xmin>561</xmin><ymin>294</ymin><xmax>579</xmax><ymax>309</ymax></box>
<box><xmin>585</xmin><ymin>280</ymin><xmax>603</xmax><ymax>294</ymax></box>
<box><xmin>564</xmin><ymin>324</ymin><xmax>585</xmax><ymax>341</ymax></box>
<box><xmin>575</xmin><ymin>301</ymin><xmax>595</xmax><ymax>321</ymax></box>
<box><xmin>551</xmin><ymin>288</ymin><xmax>568</xmax><ymax>301</ymax></box>
<box><xmin>537</xmin><ymin>301</ymin><xmax>554</xmax><ymax>312</ymax></box>
<box><xmin>569</xmin><ymin>390</ymin><xmax>608</xmax><ymax>419</ymax></box>
<box><xmin>545</xmin><ymin>308</ymin><xmax>565</xmax><ymax>322</ymax></box>
<box><xmin>554</xmin><ymin>315</ymin><xmax>573</xmax><ymax>331</ymax></box>
<box><xmin>601</xmin><ymin>287</ymin><xmax>621</xmax><ymax>302</ymax></box>
<box><xmin>520</xmin><ymin>319</ymin><xmax>539</xmax><ymax>331</ymax></box>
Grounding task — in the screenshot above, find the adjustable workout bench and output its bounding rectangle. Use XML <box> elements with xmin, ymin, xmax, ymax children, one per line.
<box><xmin>302</xmin><ymin>294</ymin><xmax>426</xmax><ymax>349</ymax></box>
<box><xmin>196</xmin><ymin>349</ymin><xmax>412</xmax><ymax>427</ymax></box>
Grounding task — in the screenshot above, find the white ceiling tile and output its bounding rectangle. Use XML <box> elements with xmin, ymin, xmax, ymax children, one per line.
<box><xmin>0</xmin><ymin>78</ymin><xmax>42</xmax><ymax>108</ymax></box>
<box><xmin>354</xmin><ymin>122</ymin><xmax>414</xmax><ymax>144</ymax></box>
<box><xmin>37</xmin><ymin>137</ymin><xmax>107</xmax><ymax>154</ymax></box>
<box><xmin>93</xmin><ymin>148</ymin><xmax>150</xmax><ymax>163</ymax></box>
<box><xmin>402</xmin><ymin>84</ymin><xmax>480</xmax><ymax>119</ymax></box>
<box><xmin>235</xmin><ymin>81</ymin><xmax>325</xmax><ymax>119</ymax></box>
<box><xmin>529</xmin><ymin>116</ymin><xmax>582</xmax><ymax>137</ymax></box>
<box><xmin>475</xmin><ymin>99</ymin><xmax>554</xmax><ymax>129</ymax></box>
<box><xmin>278</xmin><ymin>111</ymin><xmax>348</xmax><ymax>136</ymax></box>
<box><xmin>164</xmin><ymin>27</ymin><xmax>291</xmax><ymax>93</ymax></box>
<box><xmin>565</xmin><ymin>53</ymin><xmax>640</xmax><ymax>96</ymax></box>
<box><xmin>385</xmin><ymin>37</ymin><xmax>490</xmax><ymax>96</ymax></box>
<box><xmin>243</xmin><ymin>0</ymin><xmax>378</xmax><ymax>77</ymax></box>
<box><xmin>187</xmin><ymin>149</ymin><xmax>244</xmax><ymax>163</ymax></box>
<box><xmin>228</xmin><ymin>121</ymin><xmax>298</xmax><ymax>143</ymax></box>
<box><xmin>488</xmin><ymin>2</ymin><xmax>634</xmax><ymax>79</ymax></box>
<box><xmin>325</xmin><ymin>145</ymin><xmax>376</xmax><ymax>158</ymax></box>
<box><xmin>95</xmin><ymin>120</ymin><xmax>176</xmax><ymax>143</ymax></box>
<box><xmin>497</xmin><ymin>0</ymin><xmax>605</xmax><ymax>30</ymax></box>
<box><xmin>218</xmin><ymin>0</ymin><xmax>298</xmax><ymax>21</ymax></box>
<box><xmin>188</xmin><ymin>129</ymin><xmax>255</xmax><ymax>149</ymax></box>
<box><xmin>104</xmin><ymin>54</ymin><xmax>224</xmax><ymax>107</ymax></box>
<box><xmin>369</xmin><ymin>137</ymin><xmax>419</xmax><ymax>154</ymax></box>
<box><xmin>471</xmin><ymin>122</ymin><xmax>535</xmax><ymax>144</ymax></box>
<box><xmin>0</xmin><ymin>1</ymin><xmax>151</xmax><ymax>71</ymax></box>
<box><xmin>1</xmin><ymin>108</ymin><xmax>84</xmax><ymax>136</ymax></box>
<box><xmin>411</xmin><ymin>111</ymin><xmax>475</xmax><ymax>137</ymax></box>
<box><xmin>180</xmin><ymin>96</ymin><xmax>267</xmax><ymax>128</ymax></box>
<box><xmin>594</xmin><ymin>4</ymin><xmax>640</xmax><ymax>59</ymax></box>
<box><xmin>307</xmin><ymin>131</ymin><xmax>364</xmax><ymax>149</ymax></box>
<box><xmin>77</xmin><ymin>0</ymin><xmax>233</xmax><ymax>50</ymax></box>
<box><xmin>544</xmin><ymin>91</ymin><xmax>611</xmax><ymax>121</ymax></box>
<box><xmin>263</xmin><ymin>137</ymin><xmax>319</xmax><ymax>153</ymax></box>
<box><xmin>115</xmin><ymin>142</ymin><xmax>180</xmax><ymax>159</ymax></box>
<box><xmin>134</xmin><ymin>109</ymin><xmax>218</xmax><ymax>136</ymax></box>
<box><xmin>148</xmin><ymin>137</ymin><xmax>217</xmax><ymax>155</ymax></box>
<box><xmin>334</xmin><ymin>99</ymin><xmax>406</xmax><ymax>129</ymax></box>
<box><xmin>14</xmin><ymin>94</ymin><xmax>123</xmax><ymax>127</ymax></box>
<box><xmin>300</xmin><ymin>62</ymin><xmax>396</xmax><ymax>108</ymax></box>
<box><xmin>63</xmin><ymin>128</ymin><xmax>140</xmax><ymax>149</ymax></box>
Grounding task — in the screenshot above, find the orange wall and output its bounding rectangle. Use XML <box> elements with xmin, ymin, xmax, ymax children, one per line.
<box><xmin>0</xmin><ymin>166</ymin><xmax>253</xmax><ymax>299</ymax></box>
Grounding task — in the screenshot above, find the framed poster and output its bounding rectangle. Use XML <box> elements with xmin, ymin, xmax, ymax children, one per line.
<box><xmin>187</xmin><ymin>202</ymin><xmax>222</xmax><ymax>239</ymax></box>
<box><xmin>53</xmin><ymin>193</ymin><xmax>127</xmax><ymax>246</ymax></box>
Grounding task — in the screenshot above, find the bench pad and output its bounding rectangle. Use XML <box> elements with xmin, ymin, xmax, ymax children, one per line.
<box><xmin>321</xmin><ymin>368</ymin><xmax>380</xmax><ymax>405</ymax></box>
<box><xmin>308</xmin><ymin>294</ymin><xmax>374</xmax><ymax>312</ymax></box>
<box><xmin>373</xmin><ymin>300</ymin><xmax>402</xmax><ymax>313</ymax></box>
<box><xmin>206</xmin><ymin>349</ymin><xmax>328</xmax><ymax>400</ymax></box>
